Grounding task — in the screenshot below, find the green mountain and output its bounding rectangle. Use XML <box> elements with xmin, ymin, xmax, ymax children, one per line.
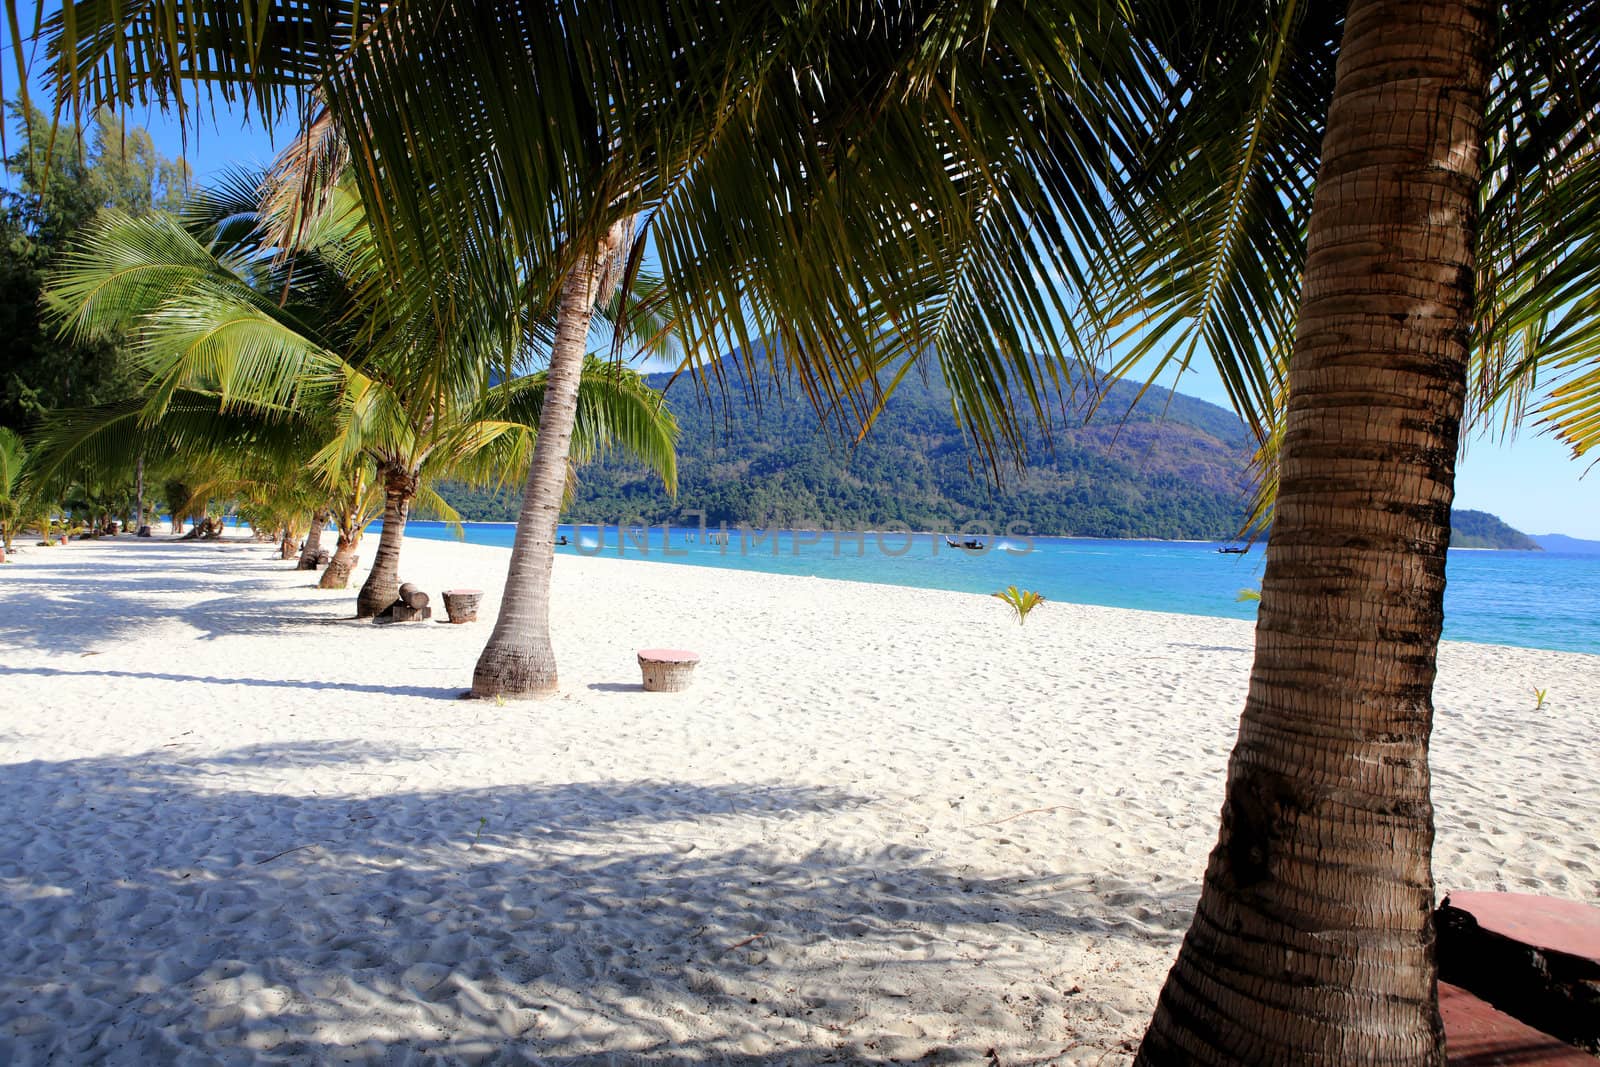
<box><xmin>444</xmin><ymin>357</ymin><xmax>1260</xmax><ymax>540</ymax></box>
<box><xmin>1451</xmin><ymin>509</ymin><xmax>1543</xmax><ymax>550</ymax></box>
<box><xmin>440</xmin><ymin>358</ymin><xmax>1548</xmax><ymax>547</ymax></box>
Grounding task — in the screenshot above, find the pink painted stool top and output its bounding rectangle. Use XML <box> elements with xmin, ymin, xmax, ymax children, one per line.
<box><xmin>637</xmin><ymin>648</ymin><xmax>700</xmax><ymax>663</ymax></box>
<box><xmin>1447</xmin><ymin>891</ymin><xmax>1600</xmax><ymax>964</ymax></box>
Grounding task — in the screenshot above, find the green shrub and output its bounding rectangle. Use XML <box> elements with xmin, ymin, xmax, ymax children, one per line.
<box><xmin>993</xmin><ymin>585</ymin><xmax>1046</xmax><ymax>625</ymax></box>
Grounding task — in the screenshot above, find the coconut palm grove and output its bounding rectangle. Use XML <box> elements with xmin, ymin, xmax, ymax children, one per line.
<box><xmin>1</xmin><ymin>2</ymin><xmax>1598</xmax><ymax>1064</ymax></box>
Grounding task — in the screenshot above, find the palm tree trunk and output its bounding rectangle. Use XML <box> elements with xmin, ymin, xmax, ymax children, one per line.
<box><xmin>298</xmin><ymin>508</ymin><xmax>330</xmax><ymax>569</ymax></box>
<box><xmin>356</xmin><ymin>466</ymin><xmax>417</xmax><ymax>618</ymax></box>
<box><xmin>472</xmin><ymin>254</ymin><xmax>602</xmax><ymax>697</ymax></box>
<box><xmin>1136</xmin><ymin>2</ymin><xmax>1493</xmax><ymax>1063</ymax></box>
<box><xmin>319</xmin><ymin>531</ymin><xmax>362</xmax><ymax>589</ymax></box>
<box><xmin>279</xmin><ymin>525</ymin><xmax>300</xmax><ymax>560</ymax></box>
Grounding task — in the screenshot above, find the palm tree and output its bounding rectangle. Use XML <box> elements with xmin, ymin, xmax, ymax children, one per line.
<box><xmin>28</xmin><ymin>2</ymin><xmax>1600</xmax><ymax>1060</ymax></box>
<box><xmin>0</xmin><ymin>427</ymin><xmax>26</xmax><ymax>559</ymax></box>
<box><xmin>47</xmin><ymin>190</ymin><xmax>678</xmax><ymax>617</ymax></box>
<box><xmin>1091</xmin><ymin>1</ymin><xmax>1596</xmax><ymax>1060</ymax></box>
<box><xmin>471</xmin><ymin>217</ymin><xmax>637</xmax><ymax>696</ymax></box>
<box><xmin>1126</xmin><ymin>4</ymin><xmax>1493</xmax><ymax>1059</ymax></box>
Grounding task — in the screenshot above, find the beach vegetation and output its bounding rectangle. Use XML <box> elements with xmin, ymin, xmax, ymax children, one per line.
<box><xmin>0</xmin><ymin>427</ymin><xmax>27</xmax><ymax>555</ymax></box>
<box><xmin>1534</xmin><ymin>687</ymin><xmax>1549</xmax><ymax>711</ymax></box>
<box><xmin>38</xmin><ymin>166</ymin><xmax>679</xmax><ymax>608</ymax></box>
<box><xmin>1235</xmin><ymin>588</ymin><xmax>1261</xmax><ymax>603</ymax></box>
<box><xmin>0</xmin><ymin>107</ymin><xmax>188</xmax><ymax>443</ymax></box>
<box><xmin>992</xmin><ymin>586</ymin><xmax>1046</xmax><ymax>626</ymax></box>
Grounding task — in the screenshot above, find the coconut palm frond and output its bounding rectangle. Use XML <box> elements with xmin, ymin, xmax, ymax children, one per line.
<box><xmin>0</xmin><ymin>427</ymin><xmax>25</xmax><ymax>498</ymax></box>
<box><xmin>1094</xmin><ymin>0</ymin><xmax>1338</xmax><ymax>441</ymax></box>
<box><xmin>27</xmin><ymin>389</ymin><xmax>314</xmax><ymax>497</ymax></box>
<box><xmin>38</xmin><ymin>1</ymin><xmax>1170</xmax><ymax>475</ymax></box>
<box><xmin>1469</xmin><ymin>0</ymin><xmax>1600</xmax><ymax>456</ymax></box>
<box><xmin>411</xmin><ymin>482</ymin><xmax>464</xmax><ymax>538</ymax></box>
<box><xmin>483</xmin><ymin>358</ymin><xmax>679</xmax><ymax>495</ymax></box>
<box><xmin>260</xmin><ymin>105</ymin><xmax>350</xmax><ymax>252</ymax></box>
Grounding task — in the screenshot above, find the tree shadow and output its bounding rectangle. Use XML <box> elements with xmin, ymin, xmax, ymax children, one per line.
<box><xmin>0</xmin><ymin>539</ymin><xmax>367</xmax><ymax>652</ymax></box>
<box><xmin>0</xmin><ymin>740</ymin><xmax>1189</xmax><ymax>1064</ymax></box>
<box><xmin>588</xmin><ymin>681</ymin><xmax>644</xmax><ymax>693</ymax></box>
<box><xmin>0</xmin><ymin>664</ymin><xmax>464</xmax><ymax>700</ymax></box>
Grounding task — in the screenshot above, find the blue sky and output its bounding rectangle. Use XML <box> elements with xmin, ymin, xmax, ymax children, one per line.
<box><xmin>20</xmin><ymin>82</ymin><xmax>1600</xmax><ymax>539</ymax></box>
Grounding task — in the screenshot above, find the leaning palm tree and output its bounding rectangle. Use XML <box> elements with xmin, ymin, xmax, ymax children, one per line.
<box><xmin>1090</xmin><ymin>5</ymin><xmax>1600</xmax><ymax>1059</ymax></box>
<box><xmin>31</xmin><ymin>2</ymin><xmax>1600</xmax><ymax>1061</ymax></box>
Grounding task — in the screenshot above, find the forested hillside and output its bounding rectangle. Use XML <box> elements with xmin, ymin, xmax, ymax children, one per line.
<box><xmin>439</xmin><ymin>359</ymin><xmax>1549</xmax><ymax>547</ymax></box>
<box><xmin>1451</xmin><ymin>510</ymin><xmax>1542</xmax><ymax>550</ymax></box>
<box><xmin>443</xmin><ymin>357</ymin><xmax>1261</xmax><ymax>539</ymax></box>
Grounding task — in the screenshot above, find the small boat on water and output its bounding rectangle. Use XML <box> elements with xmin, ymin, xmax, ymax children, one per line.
<box><xmin>1217</xmin><ymin>545</ymin><xmax>1249</xmax><ymax>554</ymax></box>
<box><xmin>945</xmin><ymin>536</ymin><xmax>986</xmax><ymax>551</ymax></box>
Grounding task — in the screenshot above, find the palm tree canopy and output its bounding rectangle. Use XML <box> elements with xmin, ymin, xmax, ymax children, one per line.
<box><xmin>37</xmin><ymin>188</ymin><xmax>680</xmax><ymax>505</ymax></box>
<box><xmin>1097</xmin><ymin>1</ymin><xmax>1600</xmax><ymax>451</ymax></box>
<box><xmin>27</xmin><ymin>2</ymin><xmax>1600</xmax><ymax>482</ymax></box>
<box><xmin>32</xmin><ymin>1</ymin><xmax>1170</xmax><ymax>474</ymax></box>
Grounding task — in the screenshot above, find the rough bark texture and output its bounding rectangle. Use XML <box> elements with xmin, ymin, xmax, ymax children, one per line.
<box><xmin>319</xmin><ymin>536</ymin><xmax>360</xmax><ymax>589</ymax></box>
<box><xmin>279</xmin><ymin>530</ymin><xmax>300</xmax><ymax>560</ymax></box>
<box><xmin>1136</xmin><ymin>1</ymin><xmax>1494</xmax><ymax>1063</ymax></box>
<box><xmin>356</xmin><ymin>467</ymin><xmax>416</xmax><ymax>618</ymax></box>
<box><xmin>298</xmin><ymin>508</ymin><xmax>330</xmax><ymax>570</ymax></box>
<box><xmin>471</xmin><ymin>253</ymin><xmax>601</xmax><ymax>697</ymax></box>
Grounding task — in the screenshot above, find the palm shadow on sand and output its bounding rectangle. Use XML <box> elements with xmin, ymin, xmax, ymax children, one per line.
<box><xmin>0</xmin><ymin>664</ymin><xmax>463</xmax><ymax>700</ymax></box>
<box><xmin>0</xmin><ymin>739</ymin><xmax>1193</xmax><ymax>1064</ymax></box>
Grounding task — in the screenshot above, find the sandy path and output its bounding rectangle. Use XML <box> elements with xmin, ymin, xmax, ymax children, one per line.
<box><xmin>0</xmin><ymin>535</ymin><xmax>1595</xmax><ymax>1065</ymax></box>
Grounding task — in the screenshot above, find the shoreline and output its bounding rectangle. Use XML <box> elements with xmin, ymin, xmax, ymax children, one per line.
<box><xmin>397</xmin><ymin>523</ymin><xmax>1599</xmax><ymax>658</ymax></box>
<box><xmin>436</xmin><ymin>518</ymin><xmax>1554</xmax><ymax>551</ymax></box>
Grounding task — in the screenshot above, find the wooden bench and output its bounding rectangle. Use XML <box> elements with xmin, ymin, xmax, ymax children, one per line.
<box><xmin>1441</xmin><ymin>982</ymin><xmax>1596</xmax><ymax>1065</ymax></box>
<box><xmin>1439</xmin><ymin>892</ymin><xmax>1600</xmax><ymax>1062</ymax></box>
<box><xmin>637</xmin><ymin>648</ymin><xmax>700</xmax><ymax>692</ymax></box>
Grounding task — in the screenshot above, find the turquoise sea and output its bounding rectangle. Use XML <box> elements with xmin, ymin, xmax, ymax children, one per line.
<box><xmin>397</xmin><ymin>520</ymin><xmax>1600</xmax><ymax>656</ymax></box>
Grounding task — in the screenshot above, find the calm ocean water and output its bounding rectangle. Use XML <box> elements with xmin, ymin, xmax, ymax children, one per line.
<box><xmin>397</xmin><ymin>521</ymin><xmax>1600</xmax><ymax>656</ymax></box>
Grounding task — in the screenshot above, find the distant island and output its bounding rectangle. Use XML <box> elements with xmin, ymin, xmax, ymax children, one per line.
<box><xmin>1532</xmin><ymin>532</ymin><xmax>1600</xmax><ymax>555</ymax></box>
<box><xmin>1451</xmin><ymin>509</ymin><xmax>1543</xmax><ymax>550</ymax></box>
<box><xmin>440</xmin><ymin>359</ymin><xmax>1549</xmax><ymax>549</ymax></box>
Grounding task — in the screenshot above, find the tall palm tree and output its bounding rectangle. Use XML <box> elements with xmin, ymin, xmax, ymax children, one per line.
<box><xmin>1126</xmin><ymin>3</ymin><xmax>1493</xmax><ymax>1059</ymax></box>
<box><xmin>471</xmin><ymin>217</ymin><xmax>636</xmax><ymax>696</ymax></box>
<box><xmin>1091</xmin><ymin>1</ymin><xmax>1596</xmax><ymax>1059</ymax></box>
<box><xmin>27</xmin><ymin>2</ymin><xmax>1600</xmax><ymax>1061</ymax></box>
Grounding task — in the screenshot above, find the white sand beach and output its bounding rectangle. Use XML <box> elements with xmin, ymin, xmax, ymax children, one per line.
<box><xmin>1</xmin><ymin>535</ymin><xmax>1596</xmax><ymax>1065</ymax></box>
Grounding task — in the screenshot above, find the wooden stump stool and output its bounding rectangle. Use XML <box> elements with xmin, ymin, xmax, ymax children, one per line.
<box><xmin>637</xmin><ymin>648</ymin><xmax>700</xmax><ymax>692</ymax></box>
<box><xmin>442</xmin><ymin>588</ymin><xmax>483</xmax><ymax>624</ymax></box>
<box><xmin>375</xmin><ymin>582</ymin><xmax>432</xmax><ymax>624</ymax></box>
